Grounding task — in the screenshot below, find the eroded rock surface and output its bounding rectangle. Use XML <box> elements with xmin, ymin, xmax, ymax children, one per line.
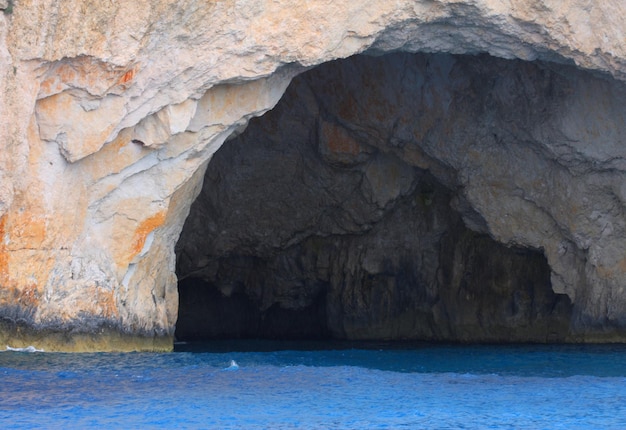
<box><xmin>0</xmin><ymin>1</ymin><xmax>625</xmax><ymax>350</ymax></box>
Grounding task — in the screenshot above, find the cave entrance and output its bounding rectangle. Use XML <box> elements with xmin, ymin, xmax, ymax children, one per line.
<box><xmin>174</xmin><ymin>52</ymin><xmax>572</xmax><ymax>343</ymax></box>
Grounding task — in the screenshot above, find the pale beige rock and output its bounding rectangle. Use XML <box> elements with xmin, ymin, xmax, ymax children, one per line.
<box><xmin>0</xmin><ymin>0</ymin><xmax>625</xmax><ymax>350</ymax></box>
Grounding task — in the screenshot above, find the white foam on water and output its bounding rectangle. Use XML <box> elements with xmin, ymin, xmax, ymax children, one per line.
<box><xmin>224</xmin><ymin>359</ymin><xmax>239</xmax><ymax>371</ymax></box>
<box><xmin>5</xmin><ymin>345</ymin><xmax>44</xmax><ymax>353</ymax></box>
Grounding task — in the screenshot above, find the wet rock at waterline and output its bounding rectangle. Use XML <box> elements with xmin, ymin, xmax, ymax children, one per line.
<box><xmin>1</xmin><ymin>1</ymin><xmax>626</xmax><ymax>350</ymax></box>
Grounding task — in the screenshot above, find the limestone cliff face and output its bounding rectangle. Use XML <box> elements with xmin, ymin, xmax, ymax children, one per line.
<box><xmin>0</xmin><ymin>1</ymin><xmax>625</xmax><ymax>350</ymax></box>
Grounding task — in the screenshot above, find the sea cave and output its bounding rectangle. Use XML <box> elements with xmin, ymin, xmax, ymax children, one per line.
<box><xmin>173</xmin><ymin>52</ymin><xmax>585</xmax><ymax>343</ymax></box>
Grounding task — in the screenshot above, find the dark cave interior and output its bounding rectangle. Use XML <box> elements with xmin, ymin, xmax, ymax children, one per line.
<box><xmin>174</xmin><ymin>52</ymin><xmax>574</xmax><ymax>343</ymax></box>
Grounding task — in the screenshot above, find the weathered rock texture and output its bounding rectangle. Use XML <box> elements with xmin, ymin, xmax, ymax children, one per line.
<box><xmin>0</xmin><ymin>1</ymin><xmax>625</xmax><ymax>350</ymax></box>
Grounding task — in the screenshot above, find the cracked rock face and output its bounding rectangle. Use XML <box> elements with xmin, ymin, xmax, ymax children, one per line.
<box><xmin>0</xmin><ymin>1</ymin><xmax>626</xmax><ymax>350</ymax></box>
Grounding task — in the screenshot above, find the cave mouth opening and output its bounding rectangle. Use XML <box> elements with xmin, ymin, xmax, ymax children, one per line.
<box><xmin>174</xmin><ymin>51</ymin><xmax>573</xmax><ymax>344</ymax></box>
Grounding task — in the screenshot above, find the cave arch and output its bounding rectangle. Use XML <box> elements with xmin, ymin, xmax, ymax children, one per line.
<box><xmin>174</xmin><ymin>51</ymin><xmax>582</xmax><ymax>343</ymax></box>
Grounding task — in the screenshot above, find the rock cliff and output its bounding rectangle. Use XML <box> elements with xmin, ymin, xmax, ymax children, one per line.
<box><xmin>0</xmin><ymin>1</ymin><xmax>625</xmax><ymax>350</ymax></box>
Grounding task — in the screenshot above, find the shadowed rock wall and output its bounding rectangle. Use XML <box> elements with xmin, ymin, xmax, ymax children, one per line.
<box><xmin>176</xmin><ymin>53</ymin><xmax>577</xmax><ymax>342</ymax></box>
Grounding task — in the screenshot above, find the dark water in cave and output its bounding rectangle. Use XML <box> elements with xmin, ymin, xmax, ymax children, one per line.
<box><xmin>1</xmin><ymin>341</ymin><xmax>626</xmax><ymax>429</ymax></box>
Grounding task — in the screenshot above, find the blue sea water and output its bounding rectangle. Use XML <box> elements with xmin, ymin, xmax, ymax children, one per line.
<box><xmin>1</xmin><ymin>341</ymin><xmax>626</xmax><ymax>429</ymax></box>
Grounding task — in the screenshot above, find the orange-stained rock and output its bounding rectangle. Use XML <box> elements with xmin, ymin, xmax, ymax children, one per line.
<box><xmin>318</xmin><ymin>120</ymin><xmax>370</xmax><ymax>166</ymax></box>
<box><xmin>129</xmin><ymin>211</ymin><xmax>167</xmax><ymax>263</ymax></box>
